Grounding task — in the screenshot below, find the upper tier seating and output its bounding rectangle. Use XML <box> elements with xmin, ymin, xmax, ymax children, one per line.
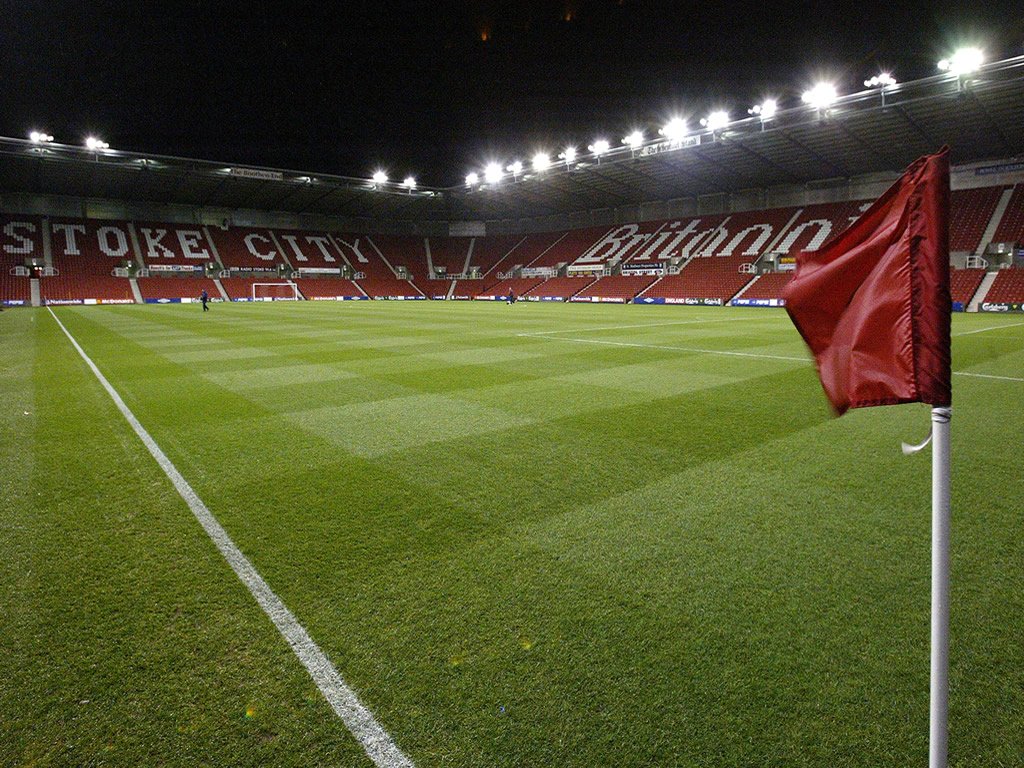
<box><xmin>525</xmin><ymin>275</ymin><xmax>596</xmax><ymax>299</ymax></box>
<box><xmin>949</xmin><ymin>268</ymin><xmax>986</xmax><ymax>306</ymax></box>
<box><xmin>992</xmin><ymin>186</ymin><xmax>1024</xmax><ymax>244</ymax></box>
<box><xmin>468</xmin><ymin>235</ymin><xmax>528</xmax><ymax>278</ymax></box>
<box><xmin>573</xmin><ymin>274</ymin><xmax>659</xmax><ymax>302</ymax></box>
<box><xmin>983</xmin><ymin>268</ymin><xmax>1024</xmax><ymax>305</ymax></box>
<box><xmin>949</xmin><ymin>186</ymin><xmax>1008</xmax><ymax>253</ymax></box>
<box><xmin>137</xmin><ymin>277</ymin><xmax>219</xmax><ymax>301</ymax></box>
<box><xmin>428</xmin><ymin>238</ymin><xmax>472</xmax><ymax>275</ymax></box>
<box><xmin>295</xmin><ymin>278</ymin><xmax>365</xmax><ymax>299</ymax></box>
<box><xmin>370</xmin><ymin>236</ymin><xmax>429</xmax><ymax>279</ymax></box>
<box><xmin>1</xmin><ymin>215</ymin><xmax>41</xmax><ymax>305</ymax></box>
<box><xmin>527</xmin><ymin>226</ymin><xmax>610</xmax><ymax>269</ymax></box>
<box><xmin>641</xmin><ymin>255</ymin><xmax>754</xmax><ymax>303</ymax></box>
<box><xmin>44</xmin><ymin>218</ymin><xmax>137</xmax><ymax>303</ymax></box>
<box><xmin>207</xmin><ymin>227</ymin><xmax>288</xmax><ymax>270</ymax></box>
<box><xmin>273</xmin><ymin>229</ymin><xmax>348</xmax><ymax>269</ymax></box>
<box><xmin>332</xmin><ymin>234</ymin><xmax>401</xmax><ymax>279</ymax></box>
<box><xmin>134</xmin><ymin>222</ymin><xmax>217</xmax><ymax>266</ymax></box>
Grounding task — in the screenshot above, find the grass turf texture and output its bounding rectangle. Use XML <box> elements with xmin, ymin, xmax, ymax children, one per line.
<box><xmin>1</xmin><ymin>301</ymin><xmax>1021</xmax><ymax>767</ymax></box>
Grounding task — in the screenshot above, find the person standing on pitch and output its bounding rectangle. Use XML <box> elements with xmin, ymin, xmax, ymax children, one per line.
<box><xmin>507</xmin><ymin>288</ymin><xmax>515</xmax><ymax>305</ymax></box>
<box><xmin>200</xmin><ymin>288</ymin><xmax>210</xmax><ymax>312</ymax></box>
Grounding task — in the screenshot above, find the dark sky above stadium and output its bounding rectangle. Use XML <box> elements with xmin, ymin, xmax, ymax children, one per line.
<box><xmin>3</xmin><ymin>1</ymin><xmax>1023</xmax><ymax>186</ymax></box>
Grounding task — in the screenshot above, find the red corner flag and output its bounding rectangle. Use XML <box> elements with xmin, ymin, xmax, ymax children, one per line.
<box><xmin>783</xmin><ymin>148</ymin><xmax>952</xmax><ymax>415</ymax></box>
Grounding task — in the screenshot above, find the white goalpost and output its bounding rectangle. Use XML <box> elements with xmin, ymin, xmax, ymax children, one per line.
<box><xmin>251</xmin><ymin>282</ymin><xmax>301</xmax><ymax>302</ymax></box>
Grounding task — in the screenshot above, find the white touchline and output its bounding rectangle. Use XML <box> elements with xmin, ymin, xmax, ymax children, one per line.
<box><xmin>953</xmin><ymin>321</ymin><xmax>1024</xmax><ymax>336</ymax></box>
<box><xmin>47</xmin><ymin>308</ymin><xmax>413</xmax><ymax>768</ymax></box>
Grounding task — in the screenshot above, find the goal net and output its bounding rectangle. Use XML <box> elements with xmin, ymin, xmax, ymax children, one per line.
<box><xmin>252</xmin><ymin>282</ymin><xmax>301</xmax><ymax>302</ymax></box>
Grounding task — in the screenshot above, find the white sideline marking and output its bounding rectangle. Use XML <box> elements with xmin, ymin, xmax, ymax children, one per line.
<box><xmin>954</xmin><ymin>321</ymin><xmax>1024</xmax><ymax>336</ymax></box>
<box><xmin>522</xmin><ymin>332</ymin><xmax>809</xmax><ymax>362</ymax></box>
<box><xmin>517</xmin><ymin>316</ymin><xmax>748</xmax><ymax>337</ymax></box>
<box><xmin>47</xmin><ymin>308</ymin><xmax>413</xmax><ymax>768</ymax></box>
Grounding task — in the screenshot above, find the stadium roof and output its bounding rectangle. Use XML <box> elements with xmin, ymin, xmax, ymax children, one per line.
<box><xmin>2</xmin><ymin>56</ymin><xmax>1023</xmax><ymax>224</ymax></box>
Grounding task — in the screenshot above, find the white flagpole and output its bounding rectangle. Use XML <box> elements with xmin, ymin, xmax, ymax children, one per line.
<box><xmin>929</xmin><ymin>406</ymin><xmax>952</xmax><ymax>768</ymax></box>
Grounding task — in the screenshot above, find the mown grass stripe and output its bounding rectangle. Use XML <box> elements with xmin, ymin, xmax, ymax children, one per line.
<box><xmin>46</xmin><ymin>308</ymin><xmax>414</xmax><ymax>768</ymax></box>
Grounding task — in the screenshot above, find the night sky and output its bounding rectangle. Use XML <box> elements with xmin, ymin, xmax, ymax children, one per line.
<box><xmin>3</xmin><ymin>1</ymin><xmax>1022</xmax><ymax>186</ymax></box>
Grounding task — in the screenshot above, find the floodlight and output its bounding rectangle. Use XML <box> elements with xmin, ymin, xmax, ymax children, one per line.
<box><xmin>658</xmin><ymin>118</ymin><xmax>688</xmax><ymax>142</ymax></box>
<box><xmin>864</xmin><ymin>73</ymin><xmax>897</xmax><ymax>88</ymax></box>
<box><xmin>403</xmin><ymin>176</ymin><xmax>416</xmax><ymax>190</ymax></box>
<box><xmin>588</xmin><ymin>139</ymin><xmax>610</xmax><ymax>156</ymax></box>
<box><xmin>801</xmin><ymin>83</ymin><xmax>838</xmax><ymax>110</ymax></box>
<box><xmin>623</xmin><ymin>130</ymin><xmax>644</xmax><ymax>149</ymax></box>
<box><xmin>506</xmin><ymin>160</ymin><xmax>523</xmax><ymax>176</ymax></box>
<box><xmin>748</xmin><ymin>99</ymin><xmax>777</xmax><ymax>120</ymax></box>
<box><xmin>465</xmin><ymin>172</ymin><xmax>479</xmax><ymax>186</ymax></box>
<box><xmin>558</xmin><ymin>146</ymin><xmax>577</xmax><ymax>165</ymax></box>
<box><xmin>85</xmin><ymin>136</ymin><xmax>109</xmax><ymax>150</ymax></box>
<box><xmin>532</xmin><ymin>152</ymin><xmax>551</xmax><ymax>172</ymax></box>
<box><xmin>699</xmin><ymin>110</ymin><xmax>729</xmax><ymax>131</ymax></box>
<box><xmin>937</xmin><ymin>48</ymin><xmax>983</xmax><ymax>76</ymax></box>
<box><xmin>484</xmin><ymin>162</ymin><xmax>503</xmax><ymax>184</ymax></box>
<box><xmin>29</xmin><ymin>131</ymin><xmax>54</xmax><ymax>144</ymax></box>
<box><xmin>371</xmin><ymin>170</ymin><xmax>388</xmax><ymax>184</ymax></box>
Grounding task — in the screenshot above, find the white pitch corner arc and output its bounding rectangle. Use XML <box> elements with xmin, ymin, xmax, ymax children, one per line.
<box><xmin>45</xmin><ymin>307</ymin><xmax>415</xmax><ymax>768</ymax></box>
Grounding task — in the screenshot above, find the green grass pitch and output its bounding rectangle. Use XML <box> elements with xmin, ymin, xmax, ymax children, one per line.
<box><xmin>2</xmin><ymin>301</ymin><xmax>1021</xmax><ymax>767</ymax></box>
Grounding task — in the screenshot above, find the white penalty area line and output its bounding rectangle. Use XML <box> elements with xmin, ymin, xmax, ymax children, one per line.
<box><xmin>46</xmin><ymin>308</ymin><xmax>413</xmax><ymax>768</ymax></box>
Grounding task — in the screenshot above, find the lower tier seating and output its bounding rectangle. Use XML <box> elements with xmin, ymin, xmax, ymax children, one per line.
<box><xmin>137</xmin><ymin>277</ymin><xmax>219</xmax><ymax>301</ymax></box>
<box><xmin>355</xmin><ymin>277</ymin><xmax>422</xmax><ymax>298</ymax></box>
<box><xmin>983</xmin><ymin>268</ymin><xmax>1024</xmax><ymax>304</ymax></box>
<box><xmin>573</xmin><ymin>275</ymin><xmax>658</xmax><ymax>302</ymax></box>
<box><xmin>296</xmin><ymin>278</ymin><xmax>365</xmax><ymax>299</ymax></box>
<box><xmin>526</xmin><ymin>276</ymin><xmax>596</xmax><ymax>299</ymax></box>
<box><xmin>41</xmin><ymin>276</ymin><xmax>134</xmax><ymax>304</ymax></box>
<box><xmin>1</xmin><ymin>274</ymin><xmax>31</xmax><ymax>304</ymax></box>
<box><xmin>949</xmin><ymin>269</ymin><xmax>986</xmax><ymax>307</ymax></box>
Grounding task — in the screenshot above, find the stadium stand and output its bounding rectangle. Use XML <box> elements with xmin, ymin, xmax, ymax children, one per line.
<box><xmin>982</xmin><ymin>268</ymin><xmax>1024</xmax><ymax>307</ymax></box>
<box><xmin>639</xmin><ymin>255</ymin><xmax>754</xmax><ymax>304</ymax></box>
<box><xmin>43</xmin><ymin>218</ymin><xmax>135</xmax><ymax>304</ymax></box>
<box><xmin>573</xmin><ymin>274</ymin><xmax>659</xmax><ymax>302</ymax></box>
<box><xmin>950</xmin><ymin>186</ymin><xmax>1008</xmax><ymax>252</ymax></box>
<box><xmin>736</xmin><ymin>272</ymin><xmax>793</xmax><ymax>302</ymax></box>
<box><xmin>137</xmin><ymin>276</ymin><xmax>219</xmax><ymax>302</ymax></box>
<box><xmin>476</xmin><ymin>277</ymin><xmax>546</xmax><ymax>299</ymax></box>
<box><xmin>134</xmin><ymin>221</ymin><xmax>217</xmax><ymax>266</ymax></box>
<box><xmin>414</xmin><ymin>278</ymin><xmax>455</xmax><ymax>299</ymax></box>
<box><xmin>428</xmin><ymin>237</ymin><xmax>472</xmax><ymax>276</ymax></box>
<box><xmin>949</xmin><ymin>268</ymin><xmax>986</xmax><ymax>309</ymax></box>
<box><xmin>207</xmin><ymin>227</ymin><xmax>289</xmax><ymax>270</ymax></box>
<box><xmin>328</xmin><ymin>233</ymin><xmax>422</xmax><ymax>298</ymax></box>
<box><xmin>527</xmin><ymin>226</ymin><xmax>610</xmax><ymax>269</ymax></box>
<box><xmin>1</xmin><ymin>215</ymin><xmax>39</xmax><ymax>305</ymax></box>
<box><xmin>468</xmin><ymin>235</ymin><xmax>528</xmax><ymax>277</ymax></box>
<box><xmin>273</xmin><ymin>229</ymin><xmax>346</xmax><ymax>268</ymax></box>
<box><xmin>219</xmin><ymin>277</ymin><xmax>297</xmax><ymax>301</ymax></box>
<box><xmin>992</xmin><ymin>186</ymin><xmax>1024</xmax><ymax>244</ymax></box>
<box><xmin>295</xmin><ymin>278</ymin><xmax>365</xmax><ymax>300</ymax></box>
<box><xmin>525</xmin><ymin>275</ymin><xmax>596</xmax><ymax>300</ymax></box>
<box><xmin>371</xmin><ymin>235</ymin><xmax>430</xmax><ymax>278</ymax></box>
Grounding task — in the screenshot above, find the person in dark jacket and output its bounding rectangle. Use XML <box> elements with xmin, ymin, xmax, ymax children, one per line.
<box><xmin>200</xmin><ymin>289</ymin><xmax>210</xmax><ymax>311</ymax></box>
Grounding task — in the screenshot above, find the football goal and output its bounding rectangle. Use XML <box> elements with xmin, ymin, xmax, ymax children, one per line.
<box><xmin>252</xmin><ymin>282</ymin><xmax>301</xmax><ymax>302</ymax></box>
